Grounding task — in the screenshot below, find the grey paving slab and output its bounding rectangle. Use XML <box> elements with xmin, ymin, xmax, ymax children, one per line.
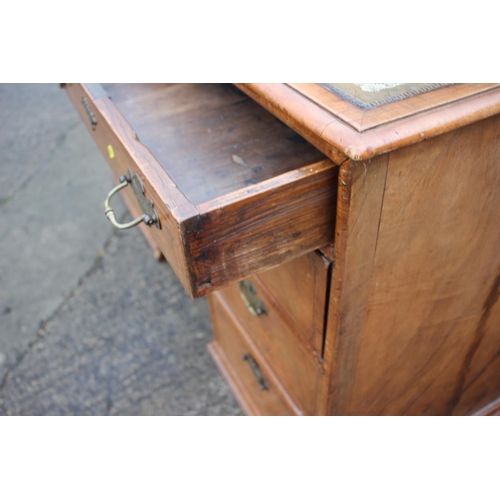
<box><xmin>0</xmin><ymin>85</ymin><xmax>126</xmax><ymax>380</ymax></box>
<box><xmin>0</xmin><ymin>83</ymin><xmax>241</xmax><ymax>415</ymax></box>
<box><xmin>0</xmin><ymin>84</ymin><xmax>77</xmax><ymax>201</ymax></box>
<box><xmin>0</xmin><ymin>229</ymin><xmax>241</xmax><ymax>415</ymax></box>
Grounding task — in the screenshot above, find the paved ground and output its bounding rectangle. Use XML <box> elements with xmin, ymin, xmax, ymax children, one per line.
<box><xmin>0</xmin><ymin>84</ymin><xmax>241</xmax><ymax>415</ymax></box>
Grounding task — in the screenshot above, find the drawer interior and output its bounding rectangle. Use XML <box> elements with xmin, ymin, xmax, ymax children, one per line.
<box><xmin>101</xmin><ymin>83</ymin><xmax>326</xmax><ymax>206</ymax></box>
<box><xmin>67</xmin><ymin>83</ymin><xmax>339</xmax><ymax>297</ymax></box>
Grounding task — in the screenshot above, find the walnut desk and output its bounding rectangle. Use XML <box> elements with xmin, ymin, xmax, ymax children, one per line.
<box><xmin>65</xmin><ymin>83</ymin><xmax>500</xmax><ymax>415</ymax></box>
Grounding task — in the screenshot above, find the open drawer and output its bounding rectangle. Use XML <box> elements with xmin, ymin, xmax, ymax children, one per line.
<box><xmin>65</xmin><ymin>83</ymin><xmax>339</xmax><ymax>298</ymax></box>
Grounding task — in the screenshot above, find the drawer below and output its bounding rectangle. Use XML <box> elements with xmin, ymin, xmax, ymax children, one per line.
<box><xmin>256</xmin><ymin>250</ymin><xmax>331</xmax><ymax>356</ymax></box>
<box><xmin>65</xmin><ymin>83</ymin><xmax>338</xmax><ymax>298</ymax></box>
<box><xmin>208</xmin><ymin>294</ymin><xmax>295</xmax><ymax>416</ymax></box>
<box><xmin>217</xmin><ymin>279</ymin><xmax>322</xmax><ymax>415</ymax></box>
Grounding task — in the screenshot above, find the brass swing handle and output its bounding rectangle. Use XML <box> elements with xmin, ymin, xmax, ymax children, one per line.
<box><xmin>104</xmin><ymin>175</ymin><xmax>157</xmax><ymax>230</ymax></box>
<box><xmin>242</xmin><ymin>353</ymin><xmax>268</xmax><ymax>390</ymax></box>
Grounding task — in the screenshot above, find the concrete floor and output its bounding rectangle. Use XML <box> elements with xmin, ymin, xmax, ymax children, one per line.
<box><xmin>0</xmin><ymin>83</ymin><xmax>241</xmax><ymax>415</ymax></box>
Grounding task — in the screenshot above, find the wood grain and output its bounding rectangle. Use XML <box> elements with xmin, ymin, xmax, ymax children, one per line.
<box><xmin>474</xmin><ymin>396</ymin><xmax>500</xmax><ymax>416</ymax></box>
<box><xmin>208</xmin><ymin>293</ymin><xmax>297</xmax><ymax>415</ymax></box>
<box><xmin>65</xmin><ymin>83</ymin><xmax>197</xmax><ymax>294</ymax></box>
<box><xmin>450</xmin><ymin>266</ymin><xmax>500</xmax><ymax>415</ymax></box>
<box><xmin>234</xmin><ymin>83</ymin><xmax>348</xmax><ymax>165</ymax></box>
<box><xmin>190</xmin><ymin>159</ymin><xmax>338</xmax><ymax>295</ymax></box>
<box><xmin>206</xmin><ymin>342</ymin><xmax>256</xmax><ymax>416</ymax></box>
<box><xmin>320</xmin><ymin>155</ymin><xmax>389</xmax><ymax>415</ymax></box>
<box><xmin>257</xmin><ymin>250</ymin><xmax>331</xmax><ymax>356</ymax></box>
<box><xmin>319</xmin><ymin>244</ymin><xmax>335</xmax><ymax>261</ymax></box>
<box><xmin>289</xmin><ymin>83</ymin><xmax>499</xmax><ymax>132</ymax></box>
<box><xmin>67</xmin><ymin>82</ymin><xmax>500</xmax><ymax>415</ymax></box>
<box><xmin>217</xmin><ymin>279</ymin><xmax>322</xmax><ymax>415</ymax></box>
<box><xmin>324</xmin><ymin>115</ymin><xmax>500</xmax><ymax>415</ymax></box>
<box><xmin>65</xmin><ymin>83</ymin><xmax>338</xmax><ymax>297</ymax></box>
<box><xmin>236</xmin><ymin>83</ymin><xmax>500</xmax><ymax>162</ymax></box>
<box><xmin>102</xmin><ymin>83</ymin><xmax>326</xmax><ymax>205</ymax></box>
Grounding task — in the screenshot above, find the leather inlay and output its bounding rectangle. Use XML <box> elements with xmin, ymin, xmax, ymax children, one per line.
<box><xmin>320</xmin><ymin>83</ymin><xmax>453</xmax><ymax>110</ymax></box>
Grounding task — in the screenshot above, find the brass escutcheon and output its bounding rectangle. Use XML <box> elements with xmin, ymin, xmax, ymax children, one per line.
<box><xmin>239</xmin><ymin>280</ymin><xmax>266</xmax><ymax>317</ymax></box>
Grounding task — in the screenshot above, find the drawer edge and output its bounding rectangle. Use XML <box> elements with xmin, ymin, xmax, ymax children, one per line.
<box><xmin>188</xmin><ymin>159</ymin><xmax>338</xmax><ymax>296</ymax></box>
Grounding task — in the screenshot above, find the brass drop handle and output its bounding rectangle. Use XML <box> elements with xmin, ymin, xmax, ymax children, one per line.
<box><xmin>104</xmin><ymin>174</ymin><xmax>156</xmax><ymax>230</ymax></box>
<box><xmin>242</xmin><ymin>354</ymin><xmax>268</xmax><ymax>390</ymax></box>
<box><xmin>239</xmin><ymin>280</ymin><xmax>266</xmax><ymax>316</ymax></box>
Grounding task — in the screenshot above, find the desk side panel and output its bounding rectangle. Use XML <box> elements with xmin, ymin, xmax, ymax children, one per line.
<box><xmin>325</xmin><ymin>115</ymin><xmax>500</xmax><ymax>415</ymax></box>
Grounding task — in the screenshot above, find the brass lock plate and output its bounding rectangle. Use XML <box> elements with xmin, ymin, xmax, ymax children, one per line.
<box><xmin>239</xmin><ymin>280</ymin><xmax>266</xmax><ymax>316</ymax></box>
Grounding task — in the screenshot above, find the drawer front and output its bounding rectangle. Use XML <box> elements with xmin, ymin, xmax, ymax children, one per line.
<box><xmin>208</xmin><ymin>295</ymin><xmax>294</xmax><ymax>416</ymax></box>
<box><xmin>217</xmin><ymin>279</ymin><xmax>322</xmax><ymax>415</ymax></box>
<box><xmin>65</xmin><ymin>83</ymin><xmax>338</xmax><ymax>298</ymax></box>
<box><xmin>256</xmin><ymin>251</ymin><xmax>331</xmax><ymax>356</ymax></box>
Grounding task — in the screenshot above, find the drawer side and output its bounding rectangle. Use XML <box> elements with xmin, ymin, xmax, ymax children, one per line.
<box><xmin>65</xmin><ymin>83</ymin><xmax>200</xmax><ymax>294</ymax></box>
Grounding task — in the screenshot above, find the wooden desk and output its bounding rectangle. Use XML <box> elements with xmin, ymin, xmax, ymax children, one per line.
<box><xmin>65</xmin><ymin>83</ymin><xmax>500</xmax><ymax>415</ymax></box>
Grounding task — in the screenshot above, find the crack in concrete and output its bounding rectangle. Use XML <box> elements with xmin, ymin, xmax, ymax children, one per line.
<box><xmin>0</xmin><ymin>222</ymin><xmax>122</xmax><ymax>393</ymax></box>
<box><xmin>0</xmin><ymin>121</ymin><xmax>80</xmax><ymax>209</ymax></box>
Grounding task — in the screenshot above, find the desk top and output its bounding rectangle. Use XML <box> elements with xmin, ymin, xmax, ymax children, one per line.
<box><xmin>235</xmin><ymin>83</ymin><xmax>500</xmax><ymax>162</ymax></box>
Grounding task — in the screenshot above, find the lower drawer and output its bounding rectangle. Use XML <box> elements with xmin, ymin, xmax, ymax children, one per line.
<box><xmin>208</xmin><ymin>294</ymin><xmax>294</xmax><ymax>416</ymax></box>
<box><xmin>256</xmin><ymin>250</ymin><xmax>331</xmax><ymax>356</ymax></box>
<box><xmin>217</xmin><ymin>279</ymin><xmax>322</xmax><ymax>415</ymax></box>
